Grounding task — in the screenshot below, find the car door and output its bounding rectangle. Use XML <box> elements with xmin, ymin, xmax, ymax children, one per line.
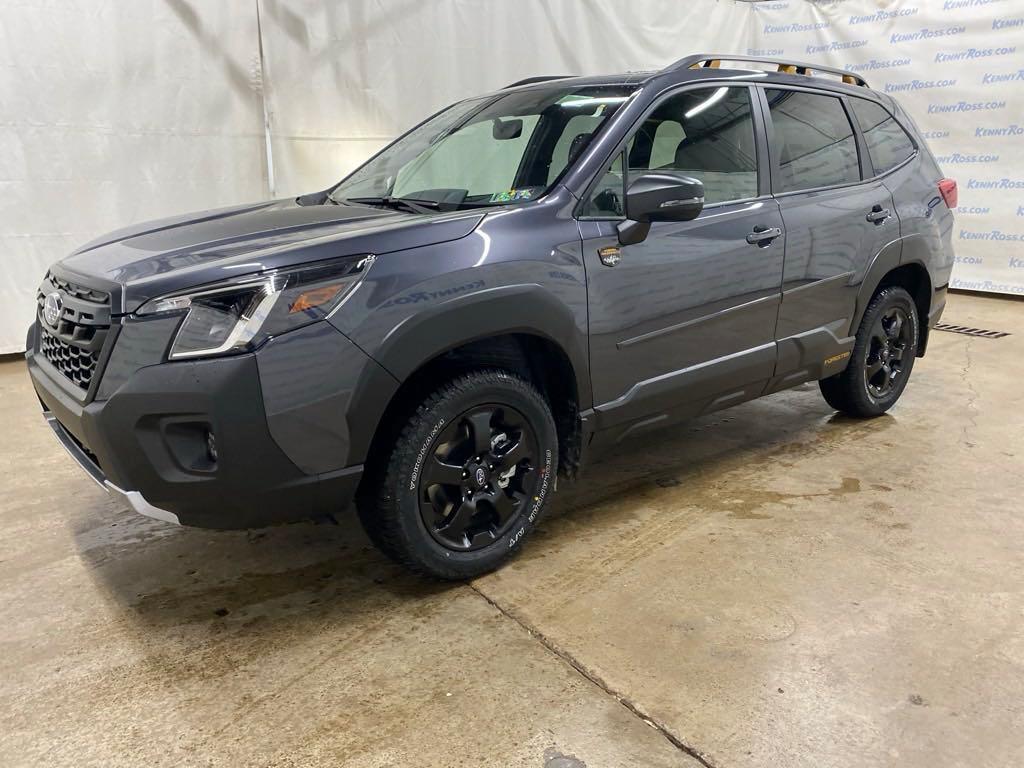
<box><xmin>579</xmin><ymin>84</ymin><xmax>785</xmax><ymax>436</ymax></box>
<box><xmin>759</xmin><ymin>86</ymin><xmax>899</xmax><ymax>389</ymax></box>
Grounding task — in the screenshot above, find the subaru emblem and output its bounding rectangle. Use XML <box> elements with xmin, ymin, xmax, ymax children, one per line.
<box><xmin>43</xmin><ymin>292</ymin><xmax>63</xmax><ymax>327</ymax></box>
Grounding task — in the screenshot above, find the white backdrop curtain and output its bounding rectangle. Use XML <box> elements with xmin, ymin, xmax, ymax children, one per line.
<box><xmin>1</xmin><ymin>0</ymin><xmax>1021</xmax><ymax>353</ymax></box>
<box><xmin>1</xmin><ymin>0</ymin><xmax>267</xmax><ymax>353</ymax></box>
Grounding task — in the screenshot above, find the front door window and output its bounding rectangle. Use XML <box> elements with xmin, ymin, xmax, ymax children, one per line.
<box><xmin>584</xmin><ymin>85</ymin><xmax>759</xmax><ymax>214</ymax></box>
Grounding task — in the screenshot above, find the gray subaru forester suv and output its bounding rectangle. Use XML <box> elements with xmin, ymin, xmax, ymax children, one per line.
<box><xmin>27</xmin><ymin>54</ymin><xmax>955</xmax><ymax>578</ymax></box>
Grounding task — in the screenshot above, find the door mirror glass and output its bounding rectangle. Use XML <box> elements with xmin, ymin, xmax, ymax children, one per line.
<box><xmin>626</xmin><ymin>173</ymin><xmax>705</xmax><ymax>223</ymax></box>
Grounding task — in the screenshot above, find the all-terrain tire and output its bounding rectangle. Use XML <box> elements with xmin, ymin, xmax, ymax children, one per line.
<box><xmin>358</xmin><ymin>369</ymin><xmax>558</xmax><ymax>580</ymax></box>
<box><xmin>819</xmin><ymin>286</ymin><xmax>919</xmax><ymax>418</ymax></box>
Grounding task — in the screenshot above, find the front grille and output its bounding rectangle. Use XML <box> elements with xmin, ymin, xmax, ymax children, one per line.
<box><xmin>40</xmin><ymin>328</ymin><xmax>101</xmax><ymax>389</ymax></box>
<box><xmin>48</xmin><ymin>274</ymin><xmax>109</xmax><ymax>304</ymax></box>
<box><xmin>36</xmin><ymin>271</ymin><xmax>112</xmax><ymax>393</ymax></box>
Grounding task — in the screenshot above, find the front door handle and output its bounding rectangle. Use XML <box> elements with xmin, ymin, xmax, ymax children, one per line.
<box><xmin>746</xmin><ymin>226</ymin><xmax>783</xmax><ymax>245</ymax></box>
<box><xmin>866</xmin><ymin>206</ymin><xmax>891</xmax><ymax>224</ymax></box>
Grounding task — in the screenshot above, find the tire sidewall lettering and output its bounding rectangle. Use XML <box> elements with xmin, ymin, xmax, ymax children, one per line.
<box><xmin>507</xmin><ymin>447</ymin><xmax>553</xmax><ymax>549</ymax></box>
<box><xmin>527</xmin><ymin>448</ymin><xmax>553</xmax><ymax>525</ymax></box>
<box><xmin>409</xmin><ymin>417</ymin><xmax>446</xmax><ymax>491</ymax></box>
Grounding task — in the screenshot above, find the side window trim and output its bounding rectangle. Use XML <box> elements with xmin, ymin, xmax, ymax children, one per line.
<box><xmin>580</xmin><ymin>146</ymin><xmax>628</xmax><ymax>219</ymax></box>
<box><xmin>841</xmin><ymin>95</ymin><xmax>872</xmax><ymax>181</ymax></box>
<box><xmin>865</xmin><ymin>148</ymin><xmax>919</xmax><ymax>182</ymax></box>
<box><xmin>575</xmin><ymin>82</ymin><xmax>768</xmax><ymax>221</ymax></box>
<box><xmin>750</xmin><ymin>84</ymin><xmax>772</xmax><ymax>199</ymax></box>
<box><xmin>753</xmin><ymin>86</ymin><xmax>779</xmax><ymax>199</ymax></box>
<box><xmin>758</xmin><ymin>83</ymin><xmax>873</xmax><ymax>199</ymax></box>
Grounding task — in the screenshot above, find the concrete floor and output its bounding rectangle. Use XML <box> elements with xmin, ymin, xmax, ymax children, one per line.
<box><xmin>1</xmin><ymin>291</ymin><xmax>1022</xmax><ymax>768</ymax></box>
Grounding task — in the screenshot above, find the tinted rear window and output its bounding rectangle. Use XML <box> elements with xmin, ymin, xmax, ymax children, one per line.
<box><xmin>849</xmin><ymin>98</ymin><xmax>916</xmax><ymax>175</ymax></box>
<box><xmin>765</xmin><ymin>89</ymin><xmax>860</xmax><ymax>192</ymax></box>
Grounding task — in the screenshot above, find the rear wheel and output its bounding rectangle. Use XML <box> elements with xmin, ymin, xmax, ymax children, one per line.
<box><xmin>358</xmin><ymin>369</ymin><xmax>557</xmax><ymax>579</ymax></box>
<box><xmin>819</xmin><ymin>286</ymin><xmax>919</xmax><ymax>418</ymax></box>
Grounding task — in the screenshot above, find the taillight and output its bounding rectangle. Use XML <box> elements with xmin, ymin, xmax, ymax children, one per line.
<box><xmin>938</xmin><ymin>178</ymin><xmax>958</xmax><ymax>209</ymax></box>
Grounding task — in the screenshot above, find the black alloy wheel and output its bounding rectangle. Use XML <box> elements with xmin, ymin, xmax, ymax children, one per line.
<box><xmin>819</xmin><ymin>285</ymin><xmax>919</xmax><ymax>418</ymax></box>
<box><xmin>419</xmin><ymin>404</ymin><xmax>538</xmax><ymax>551</ymax></box>
<box><xmin>864</xmin><ymin>306</ymin><xmax>914</xmax><ymax>399</ymax></box>
<box><xmin>358</xmin><ymin>369</ymin><xmax>558</xmax><ymax>580</ymax></box>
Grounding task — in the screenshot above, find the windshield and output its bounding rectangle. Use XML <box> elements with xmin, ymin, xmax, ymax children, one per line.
<box><xmin>329</xmin><ymin>84</ymin><xmax>639</xmax><ymax>210</ymax></box>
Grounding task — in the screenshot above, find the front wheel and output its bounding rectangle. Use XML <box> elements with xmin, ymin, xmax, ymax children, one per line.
<box><xmin>819</xmin><ymin>286</ymin><xmax>920</xmax><ymax>418</ymax></box>
<box><xmin>358</xmin><ymin>370</ymin><xmax>558</xmax><ymax>579</ymax></box>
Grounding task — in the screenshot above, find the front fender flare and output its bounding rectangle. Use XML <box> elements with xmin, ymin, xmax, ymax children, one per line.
<box><xmin>374</xmin><ymin>283</ymin><xmax>591</xmax><ymax>407</ymax></box>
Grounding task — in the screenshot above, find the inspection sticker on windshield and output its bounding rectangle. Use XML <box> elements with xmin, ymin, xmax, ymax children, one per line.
<box><xmin>489</xmin><ymin>188</ymin><xmax>538</xmax><ymax>203</ymax></box>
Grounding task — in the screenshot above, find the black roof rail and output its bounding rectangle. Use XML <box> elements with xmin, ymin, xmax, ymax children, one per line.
<box><xmin>664</xmin><ymin>53</ymin><xmax>870</xmax><ymax>88</ymax></box>
<box><xmin>504</xmin><ymin>75</ymin><xmax>574</xmax><ymax>88</ymax></box>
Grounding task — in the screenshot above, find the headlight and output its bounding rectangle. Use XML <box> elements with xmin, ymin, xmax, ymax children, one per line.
<box><xmin>136</xmin><ymin>254</ymin><xmax>374</xmax><ymax>359</ymax></box>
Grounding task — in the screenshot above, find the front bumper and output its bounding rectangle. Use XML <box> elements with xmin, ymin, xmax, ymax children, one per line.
<box><xmin>44</xmin><ymin>412</ymin><xmax>181</xmax><ymax>525</ymax></box>
<box><xmin>27</xmin><ymin>327</ymin><xmax>367</xmax><ymax>529</ymax></box>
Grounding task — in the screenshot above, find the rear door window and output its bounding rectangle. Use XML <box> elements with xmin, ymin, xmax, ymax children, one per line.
<box><xmin>849</xmin><ymin>98</ymin><xmax>916</xmax><ymax>175</ymax></box>
<box><xmin>765</xmin><ymin>89</ymin><xmax>861</xmax><ymax>192</ymax></box>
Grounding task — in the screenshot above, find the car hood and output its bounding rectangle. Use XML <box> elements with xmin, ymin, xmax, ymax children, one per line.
<box><xmin>56</xmin><ymin>198</ymin><xmax>485</xmax><ymax>312</ymax></box>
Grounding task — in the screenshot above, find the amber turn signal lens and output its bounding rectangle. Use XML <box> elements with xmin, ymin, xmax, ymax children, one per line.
<box><xmin>288</xmin><ymin>284</ymin><xmax>344</xmax><ymax>314</ymax></box>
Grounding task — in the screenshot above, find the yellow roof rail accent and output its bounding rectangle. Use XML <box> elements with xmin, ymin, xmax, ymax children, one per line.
<box><xmin>671</xmin><ymin>54</ymin><xmax>869</xmax><ymax>88</ymax></box>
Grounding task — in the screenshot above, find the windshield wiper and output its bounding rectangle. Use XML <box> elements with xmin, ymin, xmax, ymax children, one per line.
<box><xmin>341</xmin><ymin>196</ymin><xmax>441</xmax><ymax>214</ymax></box>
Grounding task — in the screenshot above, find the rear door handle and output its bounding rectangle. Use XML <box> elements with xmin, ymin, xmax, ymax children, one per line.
<box><xmin>746</xmin><ymin>226</ymin><xmax>783</xmax><ymax>245</ymax></box>
<box><xmin>866</xmin><ymin>207</ymin><xmax>891</xmax><ymax>224</ymax></box>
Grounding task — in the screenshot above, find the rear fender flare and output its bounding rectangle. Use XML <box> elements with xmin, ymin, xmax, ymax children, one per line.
<box><xmin>852</xmin><ymin>238</ymin><xmax>903</xmax><ymax>334</ymax></box>
<box><xmin>851</xmin><ymin>235</ymin><xmax>934</xmax><ymax>347</ymax></box>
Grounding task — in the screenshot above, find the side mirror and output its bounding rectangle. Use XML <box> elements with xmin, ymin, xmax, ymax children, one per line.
<box><xmin>617</xmin><ymin>173</ymin><xmax>705</xmax><ymax>246</ymax></box>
